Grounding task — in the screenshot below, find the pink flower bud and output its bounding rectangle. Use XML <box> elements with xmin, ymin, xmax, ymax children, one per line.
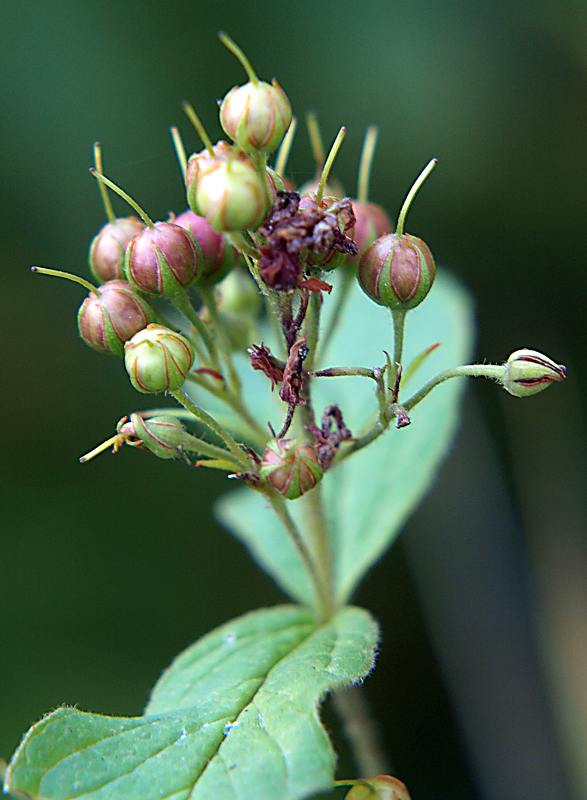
<box><xmin>125</xmin><ymin>221</ymin><xmax>200</xmax><ymax>296</ymax></box>
<box><xmin>88</xmin><ymin>216</ymin><xmax>144</xmax><ymax>282</ymax></box>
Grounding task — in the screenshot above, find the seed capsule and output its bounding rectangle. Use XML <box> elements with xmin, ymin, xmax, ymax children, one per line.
<box><xmin>220</xmin><ymin>80</ymin><xmax>292</xmax><ymax>153</ymax></box>
<box><xmin>349</xmin><ymin>201</ymin><xmax>392</xmax><ymax>262</ymax></box>
<box><xmin>173</xmin><ymin>209</ymin><xmax>237</xmax><ymax>284</ymax></box>
<box><xmin>502</xmin><ymin>348</ymin><xmax>567</xmax><ymax>397</ymax></box>
<box><xmin>345</xmin><ymin>774</ymin><xmax>411</xmax><ymax>799</ymax></box>
<box><xmin>78</xmin><ymin>279</ymin><xmax>156</xmax><ymax>356</ymax></box>
<box><xmin>117</xmin><ymin>413</ymin><xmax>187</xmax><ymax>459</ymax></box>
<box><xmin>186</xmin><ymin>142</ymin><xmax>270</xmax><ymax>232</ymax></box>
<box><xmin>358</xmin><ymin>233</ymin><xmax>435</xmax><ymax>309</ymax></box>
<box><xmin>89</xmin><ymin>216</ymin><xmax>144</xmax><ymax>282</ymax></box>
<box><xmin>125</xmin><ymin>221</ymin><xmax>200</xmax><ymax>296</ymax></box>
<box><xmin>124</xmin><ymin>324</ymin><xmax>194</xmax><ymax>394</ymax></box>
<box><xmin>260</xmin><ymin>438</ymin><xmax>323</xmax><ymax>500</ymax></box>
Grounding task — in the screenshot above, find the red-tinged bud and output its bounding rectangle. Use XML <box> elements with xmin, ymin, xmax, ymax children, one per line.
<box><xmin>124</xmin><ymin>324</ymin><xmax>194</xmax><ymax>394</ymax></box>
<box><xmin>125</xmin><ymin>221</ymin><xmax>200</xmax><ymax>296</ymax></box>
<box><xmin>117</xmin><ymin>413</ymin><xmax>187</xmax><ymax>460</ymax></box>
<box><xmin>173</xmin><ymin>209</ymin><xmax>237</xmax><ymax>284</ymax></box>
<box><xmin>88</xmin><ymin>216</ymin><xmax>144</xmax><ymax>282</ymax></box>
<box><xmin>344</xmin><ymin>774</ymin><xmax>411</xmax><ymax>799</ymax></box>
<box><xmin>186</xmin><ymin>142</ymin><xmax>270</xmax><ymax>232</ymax></box>
<box><xmin>502</xmin><ymin>348</ymin><xmax>567</xmax><ymax>397</ymax></box>
<box><xmin>78</xmin><ymin>279</ymin><xmax>156</xmax><ymax>356</ymax></box>
<box><xmin>220</xmin><ymin>80</ymin><xmax>292</xmax><ymax>154</ymax></box>
<box><xmin>349</xmin><ymin>201</ymin><xmax>393</xmax><ymax>261</ymax></box>
<box><xmin>358</xmin><ymin>232</ymin><xmax>435</xmax><ymax>309</ymax></box>
<box><xmin>260</xmin><ymin>438</ymin><xmax>323</xmax><ymax>500</ymax></box>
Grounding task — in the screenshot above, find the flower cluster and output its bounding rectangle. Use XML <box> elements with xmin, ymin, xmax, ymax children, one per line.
<box><xmin>35</xmin><ymin>32</ymin><xmax>566</xmax><ymax>511</ymax></box>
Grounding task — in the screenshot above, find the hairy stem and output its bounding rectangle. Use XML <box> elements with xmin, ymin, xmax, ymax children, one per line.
<box><xmin>332</xmin><ymin>686</ymin><xmax>391</xmax><ymax>777</ymax></box>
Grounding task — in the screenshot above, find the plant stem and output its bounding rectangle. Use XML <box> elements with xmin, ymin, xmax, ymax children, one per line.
<box><xmin>274</xmin><ymin>116</ymin><xmax>297</xmax><ymax>177</ymax></box>
<box><xmin>266</xmin><ymin>493</ymin><xmax>331</xmax><ymax>619</ymax></box>
<box><xmin>319</xmin><ymin>269</ymin><xmax>354</xmax><ymax>360</ymax></box>
<box><xmin>392</xmin><ymin>308</ymin><xmax>406</xmax><ymax>369</ymax></box>
<box><xmin>403</xmin><ymin>364</ymin><xmax>505</xmax><ymax>411</ymax></box>
<box><xmin>172</xmin><ymin>290</ymin><xmax>218</xmax><ymax>367</ymax></box>
<box><xmin>395</xmin><ymin>157</ymin><xmax>437</xmax><ymax>237</ymax></box>
<box><xmin>299</xmin><ymin>484</ymin><xmax>334</xmax><ymax>621</ymax></box>
<box><xmin>357</xmin><ymin>126</ymin><xmax>379</xmax><ymax>204</ymax></box>
<box><xmin>199</xmin><ymin>286</ymin><xmax>242</xmax><ymax>396</ymax></box>
<box><xmin>170</xmin><ymin>389</ymin><xmax>249</xmax><ymax>468</ymax></box>
<box><xmin>218</xmin><ymin>31</ymin><xmax>259</xmax><ymax>84</ymax></box>
<box><xmin>169</xmin><ymin>126</ymin><xmax>187</xmax><ymax>182</ymax></box>
<box><xmin>304</xmin><ymin>292</ymin><xmax>322</xmax><ymax>370</ymax></box>
<box><xmin>92</xmin><ymin>142</ymin><xmax>115</xmax><ymax>222</ymax></box>
<box><xmin>31</xmin><ymin>266</ymin><xmax>98</xmax><ymax>295</ymax></box>
<box><xmin>316</xmin><ymin>126</ymin><xmax>346</xmax><ymax>204</ymax></box>
<box><xmin>181</xmin><ymin>101</ymin><xmax>215</xmax><ymax>156</ymax></box>
<box><xmin>332</xmin><ymin>686</ymin><xmax>391</xmax><ymax>777</ymax></box>
<box><xmin>89</xmin><ymin>169</ymin><xmax>154</xmax><ymax>227</ymax></box>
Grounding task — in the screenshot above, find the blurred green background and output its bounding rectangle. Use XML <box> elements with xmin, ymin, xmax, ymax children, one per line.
<box><xmin>1</xmin><ymin>1</ymin><xmax>586</xmax><ymax>798</ymax></box>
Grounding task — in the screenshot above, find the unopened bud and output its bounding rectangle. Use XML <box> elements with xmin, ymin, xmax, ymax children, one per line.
<box><xmin>125</xmin><ymin>221</ymin><xmax>200</xmax><ymax>297</ymax></box>
<box><xmin>89</xmin><ymin>216</ymin><xmax>144</xmax><ymax>282</ymax></box>
<box><xmin>173</xmin><ymin>209</ymin><xmax>237</xmax><ymax>284</ymax></box>
<box><xmin>503</xmin><ymin>348</ymin><xmax>567</xmax><ymax>397</ymax></box>
<box><xmin>186</xmin><ymin>142</ymin><xmax>270</xmax><ymax>232</ymax></box>
<box><xmin>124</xmin><ymin>324</ymin><xmax>194</xmax><ymax>394</ymax></box>
<box><xmin>215</xmin><ymin>269</ymin><xmax>261</xmax><ymax>317</ymax></box>
<box><xmin>78</xmin><ymin>279</ymin><xmax>156</xmax><ymax>356</ymax></box>
<box><xmin>358</xmin><ymin>232</ymin><xmax>435</xmax><ymax>309</ymax></box>
<box><xmin>220</xmin><ymin>80</ymin><xmax>292</xmax><ymax>153</ymax></box>
<box><xmin>350</xmin><ymin>201</ymin><xmax>393</xmax><ymax>262</ymax></box>
<box><xmin>260</xmin><ymin>438</ymin><xmax>323</xmax><ymax>500</ymax></box>
<box><xmin>344</xmin><ymin>775</ymin><xmax>411</xmax><ymax>800</ymax></box>
<box><xmin>117</xmin><ymin>413</ymin><xmax>187</xmax><ymax>459</ymax></box>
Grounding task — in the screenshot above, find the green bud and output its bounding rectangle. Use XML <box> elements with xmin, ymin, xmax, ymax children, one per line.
<box><xmin>358</xmin><ymin>232</ymin><xmax>435</xmax><ymax>310</ymax></box>
<box><xmin>124</xmin><ymin>324</ymin><xmax>194</xmax><ymax>394</ymax></box>
<box><xmin>117</xmin><ymin>413</ymin><xmax>187</xmax><ymax>459</ymax></box>
<box><xmin>260</xmin><ymin>438</ymin><xmax>323</xmax><ymax>500</ymax></box>
<box><xmin>502</xmin><ymin>348</ymin><xmax>567</xmax><ymax>397</ymax></box>
<box><xmin>220</xmin><ymin>80</ymin><xmax>292</xmax><ymax>153</ymax></box>
<box><xmin>344</xmin><ymin>775</ymin><xmax>411</xmax><ymax>800</ymax></box>
<box><xmin>186</xmin><ymin>142</ymin><xmax>270</xmax><ymax>232</ymax></box>
<box><xmin>215</xmin><ymin>269</ymin><xmax>261</xmax><ymax>317</ymax></box>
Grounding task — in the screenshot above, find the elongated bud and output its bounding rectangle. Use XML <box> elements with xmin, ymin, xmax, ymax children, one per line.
<box><xmin>349</xmin><ymin>201</ymin><xmax>393</xmax><ymax>262</ymax></box>
<box><xmin>78</xmin><ymin>280</ymin><xmax>156</xmax><ymax>356</ymax></box>
<box><xmin>117</xmin><ymin>414</ymin><xmax>187</xmax><ymax>459</ymax></box>
<box><xmin>124</xmin><ymin>324</ymin><xmax>194</xmax><ymax>393</ymax></box>
<box><xmin>173</xmin><ymin>209</ymin><xmax>237</xmax><ymax>283</ymax></box>
<box><xmin>502</xmin><ymin>348</ymin><xmax>567</xmax><ymax>397</ymax></box>
<box><xmin>344</xmin><ymin>775</ymin><xmax>411</xmax><ymax>799</ymax></box>
<box><xmin>359</xmin><ymin>159</ymin><xmax>437</xmax><ymax>309</ymax></box>
<box><xmin>89</xmin><ymin>216</ymin><xmax>144</xmax><ymax>282</ymax></box>
<box><xmin>260</xmin><ymin>438</ymin><xmax>323</xmax><ymax>500</ymax></box>
<box><xmin>186</xmin><ymin>142</ymin><xmax>270</xmax><ymax>232</ymax></box>
<box><xmin>220</xmin><ymin>80</ymin><xmax>292</xmax><ymax>153</ymax></box>
<box><xmin>125</xmin><ymin>221</ymin><xmax>200</xmax><ymax>296</ymax></box>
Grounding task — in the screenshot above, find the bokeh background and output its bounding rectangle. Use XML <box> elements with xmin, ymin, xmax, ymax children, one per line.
<box><xmin>1</xmin><ymin>1</ymin><xmax>586</xmax><ymax>798</ymax></box>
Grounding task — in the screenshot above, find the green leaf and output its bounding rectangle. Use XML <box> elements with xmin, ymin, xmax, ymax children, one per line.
<box><xmin>5</xmin><ymin>605</ymin><xmax>378</xmax><ymax>800</ymax></box>
<box><xmin>214</xmin><ymin>271</ymin><xmax>474</xmax><ymax>606</ymax></box>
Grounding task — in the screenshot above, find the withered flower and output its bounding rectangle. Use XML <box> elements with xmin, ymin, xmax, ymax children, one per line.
<box><xmin>279</xmin><ymin>338</ymin><xmax>308</xmax><ymax>406</ymax></box>
<box><xmin>248</xmin><ymin>343</ymin><xmax>285</xmax><ymax>389</ymax></box>
<box><xmin>307</xmin><ymin>404</ymin><xmax>352</xmax><ymax>469</ymax></box>
<box><xmin>258</xmin><ymin>191</ymin><xmax>358</xmax><ymax>290</ymax></box>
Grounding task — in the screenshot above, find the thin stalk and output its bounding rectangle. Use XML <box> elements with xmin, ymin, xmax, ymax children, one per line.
<box><xmin>266</xmin><ymin>492</ymin><xmax>331</xmax><ymax>619</ymax></box>
<box><xmin>299</xmin><ymin>484</ymin><xmax>334</xmax><ymax>620</ymax></box>
<box><xmin>31</xmin><ymin>266</ymin><xmax>98</xmax><ymax>295</ymax></box>
<box><xmin>311</xmin><ymin>366</ymin><xmax>380</xmax><ymax>380</ymax></box>
<box><xmin>304</xmin><ymin>292</ymin><xmax>322</xmax><ymax>370</ymax></box>
<box><xmin>89</xmin><ymin>169</ymin><xmax>154</xmax><ymax>227</ymax></box>
<box><xmin>171</xmin><ymin>290</ymin><xmax>218</xmax><ymax>366</ymax></box>
<box><xmin>357</xmin><ymin>126</ymin><xmax>379</xmax><ymax>203</ymax></box>
<box><xmin>169</xmin><ymin>126</ymin><xmax>187</xmax><ymax>181</ymax></box>
<box><xmin>243</xmin><ymin>253</ymin><xmax>283</xmax><ymax>323</ymax></box>
<box><xmin>306</xmin><ymin>111</ymin><xmax>325</xmax><ymax>169</ymax></box>
<box><xmin>403</xmin><ymin>364</ymin><xmax>505</xmax><ymax>411</ymax></box>
<box><xmin>218</xmin><ymin>31</ymin><xmax>259</xmax><ymax>84</ymax></box>
<box><xmin>170</xmin><ymin>388</ymin><xmax>249</xmax><ymax>468</ymax></box>
<box><xmin>92</xmin><ymin>142</ymin><xmax>115</xmax><ymax>222</ymax></box>
<box><xmin>395</xmin><ymin>157</ymin><xmax>437</xmax><ymax>236</ymax></box>
<box><xmin>274</xmin><ymin>116</ymin><xmax>297</xmax><ymax>177</ymax></box>
<box><xmin>392</xmin><ymin>308</ymin><xmax>406</xmax><ymax>378</ymax></box>
<box><xmin>332</xmin><ymin>686</ymin><xmax>391</xmax><ymax>776</ymax></box>
<box><xmin>181</xmin><ymin>101</ymin><xmax>215</xmax><ymax>156</ymax></box>
<box><xmin>199</xmin><ymin>286</ymin><xmax>242</xmax><ymax>396</ymax></box>
<box><xmin>316</xmin><ymin>126</ymin><xmax>346</xmax><ymax>204</ymax></box>
<box><xmin>79</xmin><ymin>434</ymin><xmax>123</xmax><ymax>464</ymax></box>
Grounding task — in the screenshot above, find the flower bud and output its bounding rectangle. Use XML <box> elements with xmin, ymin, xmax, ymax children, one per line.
<box><xmin>78</xmin><ymin>279</ymin><xmax>156</xmax><ymax>356</ymax></box>
<box><xmin>125</xmin><ymin>221</ymin><xmax>200</xmax><ymax>297</ymax></box>
<box><xmin>124</xmin><ymin>324</ymin><xmax>194</xmax><ymax>394</ymax></box>
<box><xmin>117</xmin><ymin>413</ymin><xmax>186</xmax><ymax>459</ymax></box>
<box><xmin>358</xmin><ymin>233</ymin><xmax>435</xmax><ymax>310</ymax></box>
<box><xmin>186</xmin><ymin>142</ymin><xmax>270</xmax><ymax>232</ymax></box>
<box><xmin>88</xmin><ymin>216</ymin><xmax>144</xmax><ymax>282</ymax></box>
<box><xmin>220</xmin><ymin>80</ymin><xmax>292</xmax><ymax>153</ymax></box>
<box><xmin>215</xmin><ymin>269</ymin><xmax>261</xmax><ymax>317</ymax></box>
<box><xmin>345</xmin><ymin>775</ymin><xmax>411</xmax><ymax>800</ymax></box>
<box><xmin>502</xmin><ymin>348</ymin><xmax>567</xmax><ymax>397</ymax></box>
<box><xmin>260</xmin><ymin>438</ymin><xmax>323</xmax><ymax>500</ymax></box>
<box><xmin>173</xmin><ymin>209</ymin><xmax>237</xmax><ymax>284</ymax></box>
<box><xmin>349</xmin><ymin>201</ymin><xmax>393</xmax><ymax>262</ymax></box>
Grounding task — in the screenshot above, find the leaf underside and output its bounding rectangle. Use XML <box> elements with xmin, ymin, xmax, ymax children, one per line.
<box><xmin>215</xmin><ymin>271</ymin><xmax>475</xmax><ymax>606</ymax></box>
<box><xmin>6</xmin><ymin>605</ymin><xmax>378</xmax><ymax>800</ymax></box>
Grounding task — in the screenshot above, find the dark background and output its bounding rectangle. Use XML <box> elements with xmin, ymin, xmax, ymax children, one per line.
<box><xmin>1</xmin><ymin>2</ymin><xmax>586</xmax><ymax>798</ymax></box>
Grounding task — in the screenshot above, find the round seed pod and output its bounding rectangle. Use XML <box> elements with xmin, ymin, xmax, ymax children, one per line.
<box><xmin>125</xmin><ymin>221</ymin><xmax>200</xmax><ymax>297</ymax></box>
<box><xmin>220</xmin><ymin>79</ymin><xmax>292</xmax><ymax>153</ymax></box>
<box><xmin>124</xmin><ymin>324</ymin><xmax>194</xmax><ymax>394</ymax></box>
<box><xmin>78</xmin><ymin>279</ymin><xmax>156</xmax><ymax>356</ymax></box>
<box><xmin>88</xmin><ymin>216</ymin><xmax>144</xmax><ymax>283</ymax></box>
<box><xmin>260</xmin><ymin>438</ymin><xmax>323</xmax><ymax>500</ymax></box>
<box><xmin>358</xmin><ymin>232</ymin><xmax>435</xmax><ymax>310</ymax></box>
<box><xmin>117</xmin><ymin>413</ymin><xmax>187</xmax><ymax>459</ymax></box>
<box><xmin>173</xmin><ymin>209</ymin><xmax>237</xmax><ymax>284</ymax></box>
